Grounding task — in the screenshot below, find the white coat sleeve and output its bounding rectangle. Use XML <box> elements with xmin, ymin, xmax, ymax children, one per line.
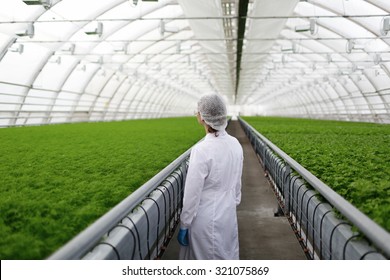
<box><xmin>235</xmin><ymin>148</ymin><xmax>244</xmax><ymax>206</ymax></box>
<box><xmin>180</xmin><ymin>146</ymin><xmax>209</xmax><ymax>229</ymax></box>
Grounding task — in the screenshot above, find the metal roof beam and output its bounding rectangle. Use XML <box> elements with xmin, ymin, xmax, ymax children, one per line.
<box><xmin>235</xmin><ymin>0</ymin><xmax>249</xmax><ymax>102</ymax></box>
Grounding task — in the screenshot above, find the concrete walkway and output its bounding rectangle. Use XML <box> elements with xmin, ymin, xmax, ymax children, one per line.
<box><xmin>162</xmin><ymin>120</ymin><xmax>306</xmax><ymax>260</ymax></box>
<box><xmin>230</xmin><ymin>120</ymin><xmax>306</xmax><ymax>260</ymax></box>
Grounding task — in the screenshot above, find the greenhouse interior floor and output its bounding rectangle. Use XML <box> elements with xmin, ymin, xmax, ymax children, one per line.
<box><xmin>162</xmin><ymin>120</ymin><xmax>307</xmax><ymax>260</ymax></box>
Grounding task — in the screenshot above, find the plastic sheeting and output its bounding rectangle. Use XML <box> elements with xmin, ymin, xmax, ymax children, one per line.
<box><xmin>0</xmin><ymin>0</ymin><xmax>389</xmax><ymax>126</ymax></box>
<box><xmin>238</xmin><ymin>0</ymin><xmax>390</xmax><ymax>123</ymax></box>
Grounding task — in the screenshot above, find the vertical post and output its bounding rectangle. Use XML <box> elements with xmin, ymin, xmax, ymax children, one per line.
<box><xmin>284</xmin><ymin>164</ymin><xmax>291</xmax><ymax>213</ymax></box>
<box><xmin>253</xmin><ymin>135</ymin><xmax>257</xmax><ymax>153</ymax></box>
<box><xmin>263</xmin><ymin>144</ymin><xmax>267</xmax><ymax>172</ymax></box>
<box><xmin>178</xmin><ymin>160</ymin><xmax>187</xmax><ymax>214</ymax></box>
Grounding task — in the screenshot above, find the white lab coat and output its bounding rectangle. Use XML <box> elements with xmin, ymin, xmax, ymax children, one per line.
<box><xmin>179</xmin><ymin>130</ymin><xmax>243</xmax><ymax>260</ymax></box>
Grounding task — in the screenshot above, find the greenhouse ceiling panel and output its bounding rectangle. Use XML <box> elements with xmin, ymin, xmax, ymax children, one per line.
<box><xmin>0</xmin><ymin>0</ymin><xmax>389</xmax><ymax>127</ymax></box>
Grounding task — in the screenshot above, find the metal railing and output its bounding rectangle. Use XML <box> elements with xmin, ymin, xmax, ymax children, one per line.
<box><xmin>238</xmin><ymin>117</ymin><xmax>390</xmax><ymax>260</ymax></box>
<box><xmin>48</xmin><ymin>148</ymin><xmax>191</xmax><ymax>260</ymax></box>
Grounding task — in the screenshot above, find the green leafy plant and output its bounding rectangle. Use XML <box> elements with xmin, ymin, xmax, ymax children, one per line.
<box><xmin>0</xmin><ymin>117</ymin><xmax>204</xmax><ymax>259</ymax></box>
<box><xmin>244</xmin><ymin>116</ymin><xmax>390</xmax><ymax>232</ymax></box>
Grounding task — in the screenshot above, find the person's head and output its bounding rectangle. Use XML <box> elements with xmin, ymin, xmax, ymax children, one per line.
<box><xmin>197</xmin><ymin>94</ymin><xmax>227</xmax><ymax>135</ymax></box>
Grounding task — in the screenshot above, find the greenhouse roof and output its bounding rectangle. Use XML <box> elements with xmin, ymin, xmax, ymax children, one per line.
<box><xmin>0</xmin><ymin>0</ymin><xmax>389</xmax><ymax>126</ymax></box>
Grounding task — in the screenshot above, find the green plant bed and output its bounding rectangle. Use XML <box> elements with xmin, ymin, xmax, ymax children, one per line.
<box><xmin>243</xmin><ymin>116</ymin><xmax>390</xmax><ymax>232</ymax></box>
<box><xmin>0</xmin><ymin>117</ymin><xmax>204</xmax><ymax>259</ymax></box>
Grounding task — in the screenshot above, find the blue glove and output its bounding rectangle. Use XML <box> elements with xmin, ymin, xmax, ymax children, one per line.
<box><xmin>177</xmin><ymin>228</ymin><xmax>189</xmax><ymax>246</ymax></box>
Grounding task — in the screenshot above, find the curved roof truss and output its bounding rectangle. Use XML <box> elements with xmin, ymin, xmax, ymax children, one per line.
<box><xmin>0</xmin><ymin>0</ymin><xmax>389</xmax><ymax>127</ymax></box>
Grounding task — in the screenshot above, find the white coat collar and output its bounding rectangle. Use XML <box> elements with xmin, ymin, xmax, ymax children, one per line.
<box><xmin>205</xmin><ymin>129</ymin><xmax>227</xmax><ymax>139</ymax></box>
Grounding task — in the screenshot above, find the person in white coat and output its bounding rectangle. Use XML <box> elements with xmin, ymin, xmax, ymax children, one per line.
<box><xmin>177</xmin><ymin>94</ymin><xmax>243</xmax><ymax>260</ymax></box>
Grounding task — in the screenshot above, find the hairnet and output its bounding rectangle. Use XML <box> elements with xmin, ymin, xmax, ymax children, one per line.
<box><xmin>198</xmin><ymin>94</ymin><xmax>227</xmax><ymax>131</ymax></box>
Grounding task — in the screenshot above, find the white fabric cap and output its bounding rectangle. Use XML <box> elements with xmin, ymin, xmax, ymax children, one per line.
<box><xmin>198</xmin><ymin>94</ymin><xmax>227</xmax><ymax>131</ymax></box>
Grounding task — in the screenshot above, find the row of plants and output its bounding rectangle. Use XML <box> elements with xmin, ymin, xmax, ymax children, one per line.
<box><xmin>243</xmin><ymin>117</ymin><xmax>390</xmax><ymax>233</ymax></box>
<box><xmin>0</xmin><ymin>117</ymin><xmax>204</xmax><ymax>259</ymax></box>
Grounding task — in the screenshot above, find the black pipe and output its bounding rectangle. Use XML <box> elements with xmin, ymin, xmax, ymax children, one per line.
<box><xmin>235</xmin><ymin>0</ymin><xmax>250</xmax><ymax>102</ymax></box>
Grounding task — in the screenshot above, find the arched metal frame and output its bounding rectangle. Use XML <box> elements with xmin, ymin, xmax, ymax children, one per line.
<box><xmin>0</xmin><ymin>0</ymin><xmax>216</xmax><ymax>127</ymax></box>
<box><xmin>0</xmin><ymin>0</ymin><xmax>390</xmax><ymax>127</ymax></box>
<box><xmin>238</xmin><ymin>0</ymin><xmax>390</xmax><ymax>123</ymax></box>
